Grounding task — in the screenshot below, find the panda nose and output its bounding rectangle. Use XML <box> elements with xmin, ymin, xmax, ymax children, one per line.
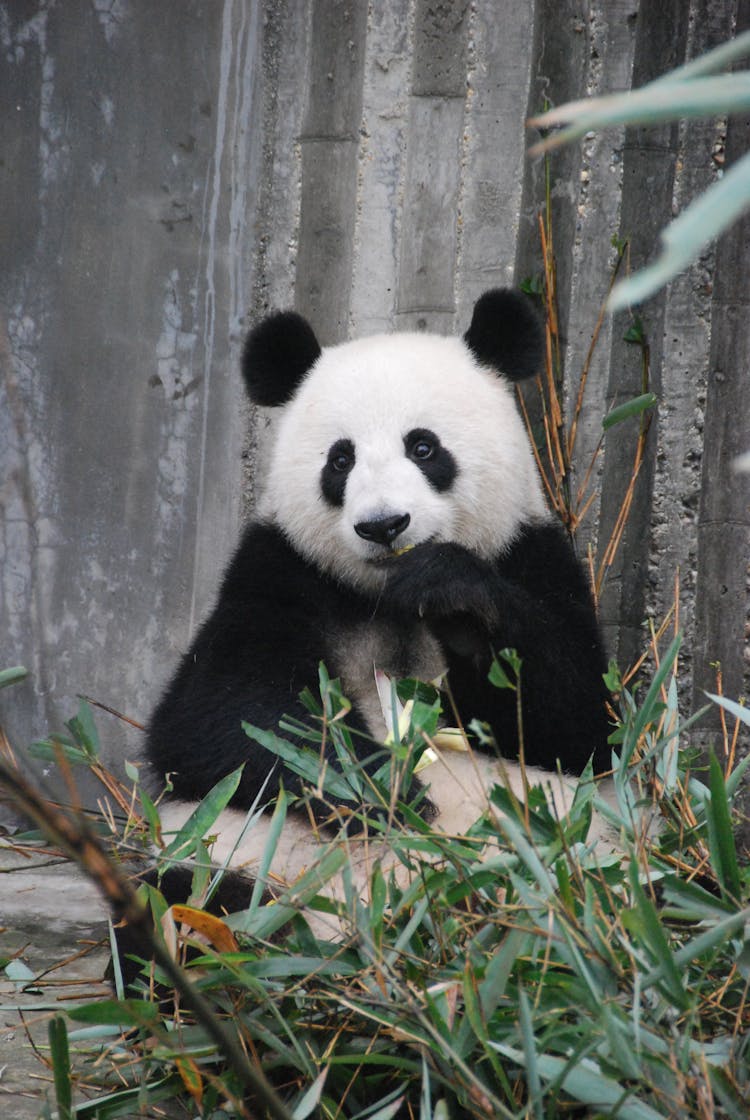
<box><xmin>354</xmin><ymin>513</ymin><xmax>410</xmax><ymax>546</ymax></box>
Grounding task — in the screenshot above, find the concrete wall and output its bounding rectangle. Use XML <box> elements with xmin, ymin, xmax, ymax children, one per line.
<box><xmin>1</xmin><ymin>1</ymin><xmax>262</xmax><ymax>796</ymax></box>
<box><xmin>1</xmin><ymin>0</ymin><xmax>748</xmax><ymax>804</ymax></box>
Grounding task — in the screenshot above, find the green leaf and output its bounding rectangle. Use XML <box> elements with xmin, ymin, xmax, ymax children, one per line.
<box><xmin>707</xmin><ymin>692</ymin><xmax>750</xmax><ymax>727</ymax></box>
<box><xmin>72</xmin><ymin>1076</ymin><xmax>182</xmax><ymax>1119</ymax></box>
<box><xmin>642</xmin><ymin>905</ymin><xmax>750</xmax><ymax>992</ymax></box>
<box><xmin>653</xmin><ymin>28</ymin><xmax>750</xmax><ymax>84</ymax></box>
<box><xmin>66</xmin><ymin>700</ymin><xmax>100</xmax><ymax>757</ymax></box>
<box><xmin>4</xmin><ymin>959</ymin><xmax>36</xmax><ymax>983</ymax></box>
<box><xmin>533</xmin><ymin>72</ymin><xmax>750</xmax><ymax>141</ymax></box>
<box><xmin>621</xmin><ymin>633</ymin><xmax>681</xmax><ymax>768</ymax></box>
<box><xmin>610</xmin><ymin>150</ymin><xmax>750</xmax><ymax>309</ymax></box>
<box><xmin>246</xmin><ymin>788</ymin><xmax>289</xmax><ymax>916</ymax></box>
<box><xmin>479</xmin><ymin>927</ymin><xmax>531</xmax><ymax>1017</ymax></box>
<box><xmin>357</xmin><ymin>1090</ymin><xmax>408</xmax><ymax>1120</ymax></box>
<box><xmin>661</xmin><ymin>875</ymin><xmax>735</xmax><ymax>921</ymax></box>
<box><xmin>238</xmin><ymin>844</ymin><xmax>350</xmax><ymax>939</ymax></box>
<box><xmin>27</xmin><ymin>738</ymin><xmax>91</xmax><ymax>766</ymax></box>
<box><xmin>725</xmin><ymin>752</ymin><xmax>750</xmax><ymax>800</ymax></box>
<box><xmin>162</xmin><ymin>765</ymin><xmax>244</xmax><ymax>859</ymax></box>
<box><xmin>139</xmin><ymin>786</ymin><xmax>163</xmax><ymax>842</ymax></box>
<box><xmin>292</xmin><ymin>1068</ymin><xmax>329</xmax><ymax>1120</ymax></box>
<box><xmin>602</xmin><ymin>393</ymin><xmax>657</xmax><ymax>430</ymax></box>
<box><xmin>706</xmin><ymin>750</ymin><xmax>742</xmax><ymax>899</ymax></box>
<box><xmin>67</xmin><ymin>999</ymin><xmax>159</xmax><ymax>1027</ymax></box>
<box><xmin>624</xmin><ymin>860</ymin><xmax>689</xmax><ymax>1011</ymax></box>
<box><xmin>491</xmin><ymin>1045</ymin><xmax>664</xmax><ymax>1120</ymax></box>
<box><xmin>488</xmin><ymin>648</ymin><xmax>521</xmax><ymax>690</ymax></box>
<box><xmin>518</xmin><ymin>987</ymin><xmax>543</xmax><ymax>1118</ymax></box>
<box><xmin>0</xmin><ymin>665</ymin><xmax>28</xmax><ymax>690</ymax></box>
<box><xmin>243</xmin><ymin>722</ymin><xmax>357</xmax><ymax>802</ymax></box>
<box><xmin>48</xmin><ymin>1016</ymin><xmax>73</xmax><ymax>1120</ymax></box>
<box><xmin>622</xmin><ymin>316</ymin><xmax>645</xmax><ymax>345</ymax></box>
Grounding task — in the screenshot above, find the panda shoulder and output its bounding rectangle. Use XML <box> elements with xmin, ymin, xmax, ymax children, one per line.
<box><xmin>217</xmin><ymin>522</ymin><xmax>310</xmax><ymax>598</ymax></box>
<box><xmin>498</xmin><ymin>520</ymin><xmax>593</xmax><ymax>596</ymax></box>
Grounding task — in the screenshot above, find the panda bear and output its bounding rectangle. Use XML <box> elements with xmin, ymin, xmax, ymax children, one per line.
<box><xmin>143</xmin><ymin>289</ymin><xmax>613</xmax><ymax>937</ymax></box>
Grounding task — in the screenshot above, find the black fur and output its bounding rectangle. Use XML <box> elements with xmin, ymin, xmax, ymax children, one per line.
<box><xmin>147</xmin><ymin>521</ymin><xmax>610</xmax><ymax>821</ymax></box>
<box><xmin>382</xmin><ymin>526</ymin><xmax>611</xmax><ymax>774</ymax></box>
<box><xmin>242</xmin><ymin>310</ymin><xmax>322</xmax><ymax>406</ymax></box>
<box><xmin>464</xmin><ymin>289</ymin><xmax>544</xmax><ymax>382</ymax></box>
<box><xmin>320</xmin><ymin>438</ymin><xmax>355</xmax><ymax>507</ymax></box>
<box><xmin>404</xmin><ymin>428</ymin><xmax>458</xmax><ymax>492</ymax></box>
<box><xmin>148</xmin><ymin>523</ymin><xmax>402</xmax><ymax>820</ymax></box>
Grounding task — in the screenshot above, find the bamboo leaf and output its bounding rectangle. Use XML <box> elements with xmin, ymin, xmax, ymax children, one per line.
<box><xmin>249</xmin><ymin>796</ymin><xmax>289</xmax><ymax>919</ymax></box>
<box><xmin>518</xmin><ymin>987</ymin><xmax>543</xmax><ymax>1119</ymax></box>
<box><xmin>602</xmin><ymin>392</ymin><xmax>657</xmax><ymax>431</ymax></box>
<box><xmin>0</xmin><ymin>665</ymin><xmax>28</xmax><ymax>690</ymax></box>
<box><xmin>4</xmin><ymin>959</ymin><xmax>36</xmax><ymax>985</ymax></box>
<box><xmin>161</xmin><ymin>765</ymin><xmax>244</xmax><ymax>859</ymax></box>
<box><xmin>244</xmin><ymin>722</ymin><xmax>358</xmax><ymax>802</ymax></box>
<box><xmin>491</xmin><ymin>1045</ymin><xmax>664</xmax><ymax>1120</ymax></box>
<box><xmin>706</xmin><ymin>751</ymin><xmax>742</xmax><ymax>899</ymax></box>
<box><xmin>625</xmin><ymin>860</ymin><xmax>690</xmax><ymax>1011</ymax></box>
<box><xmin>531</xmin><ymin>73</ymin><xmax>750</xmax><ymax>143</ymax></box>
<box><xmin>66</xmin><ymin>699</ymin><xmax>100</xmax><ymax>757</ymax></box>
<box><xmin>48</xmin><ymin>1016</ymin><xmax>73</xmax><ymax>1120</ymax></box>
<box><xmin>652</xmin><ymin>28</ymin><xmax>750</xmax><ymax>83</ymax></box>
<box><xmin>72</xmin><ymin>1076</ymin><xmax>182</xmax><ymax>1119</ymax></box>
<box><xmin>707</xmin><ymin>692</ymin><xmax>750</xmax><ymax>727</ymax></box>
<box><xmin>610</xmin><ymin>150</ymin><xmax>750</xmax><ymax>309</ymax></box>
<box><xmin>643</xmin><ymin>906</ymin><xmax>750</xmax><ymax>988</ymax></box>
<box><xmin>175</xmin><ymin>1056</ymin><xmax>203</xmax><ymax>1109</ymax></box>
<box><xmin>170</xmin><ymin>905</ymin><xmax>240</xmax><ymax>953</ymax></box>
<box><xmin>68</xmin><ymin>999</ymin><xmax>160</xmax><ymax>1027</ymax></box>
<box><xmin>292</xmin><ymin>1068</ymin><xmax>329</xmax><ymax>1120</ymax></box>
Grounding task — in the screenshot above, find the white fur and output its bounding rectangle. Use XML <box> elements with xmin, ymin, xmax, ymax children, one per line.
<box><xmin>159</xmin><ymin>757</ymin><xmax>619</xmax><ymax>939</ymax></box>
<box><xmin>258</xmin><ymin>332</ymin><xmax>548</xmax><ymax>592</ymax></box>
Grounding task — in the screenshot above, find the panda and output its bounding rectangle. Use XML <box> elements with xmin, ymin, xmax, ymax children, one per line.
<box><xmin>141</xmin><ymin>289</ymin><xmax>614</xmax><ymax>940</ymax></box>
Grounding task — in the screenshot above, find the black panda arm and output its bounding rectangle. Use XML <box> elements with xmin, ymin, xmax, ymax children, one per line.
<box><xmin>382</xmin><ymin>524</ymin><xmax>611</xmax><ymax>775</ymax></box>
<box><xmin>146</xmin><ymin>524</ymin><xmax>384</xmax><ymax>821</ymax></box>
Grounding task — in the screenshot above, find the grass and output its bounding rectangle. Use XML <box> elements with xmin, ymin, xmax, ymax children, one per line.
<box><xmin>1</xmin><ymin>629</ymin><xmax>749</xmax><ymax>1119</ymax></box>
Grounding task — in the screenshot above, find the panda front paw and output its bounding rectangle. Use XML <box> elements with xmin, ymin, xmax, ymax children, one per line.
<box><xmin>384</xmin><ymin>542</ymin><xmax>498</xmax><ymax>626</ymax></box>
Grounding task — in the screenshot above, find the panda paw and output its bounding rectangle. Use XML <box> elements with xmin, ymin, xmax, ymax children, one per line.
<box><xmin>384</xmin><ymin>542</ymin><xmax>498</xmax><ymax>626</ymax></box>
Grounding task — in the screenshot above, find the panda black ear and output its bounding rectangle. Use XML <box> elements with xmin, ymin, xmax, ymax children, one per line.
<box><xmin>463</xmin><ymin>289</ymin><xmax>545</xmax><ymax>382</ymax></box>
<box><xmin>241</xmin><ymin>311</ymin><xmax>322</xmax><ymax>406</ymax></box>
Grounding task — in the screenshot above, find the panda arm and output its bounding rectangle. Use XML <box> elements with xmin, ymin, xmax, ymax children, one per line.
<box><xmin>146</xmin><ymin>524</ymin><xmax>376</xmax><ymax>816</ymax></box>
<box><xmin>383</xmin><ymin>524</ymin><xmax>611</xmax><ymax>774</ymax></box>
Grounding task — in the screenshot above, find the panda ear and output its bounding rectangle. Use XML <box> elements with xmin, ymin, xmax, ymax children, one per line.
<box><xmin>241</xmin><ymin>311</ymin><xmax>322</xmax><ymax>406</ymax></box>
<box><xmin>463</xmin><ymin>289</ymin><xmax>545</xmax><ymax>382</ymax></box>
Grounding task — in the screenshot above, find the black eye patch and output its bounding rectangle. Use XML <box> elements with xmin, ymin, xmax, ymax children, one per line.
<box><xmin>320</xmin><ymin>438</ymin><xmax>355</xmax><ymax>507</ymax></box>
<box><xmin>404</xmin><ymin>428</ymin><xmax>457</xmax><ymax>492</ymax></box>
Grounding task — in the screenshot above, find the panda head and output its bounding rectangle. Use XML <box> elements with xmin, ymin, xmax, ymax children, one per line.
<box><xmin>243</xmin><ymin>290</ymin><xmax>549</xmax><ymax>590</ymax></box>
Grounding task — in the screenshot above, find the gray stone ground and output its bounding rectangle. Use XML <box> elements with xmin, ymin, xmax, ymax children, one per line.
<box><xmin>1</xmin><ymin>842</ymin><xmax>110</xmax><ymax>1119</ymax></box>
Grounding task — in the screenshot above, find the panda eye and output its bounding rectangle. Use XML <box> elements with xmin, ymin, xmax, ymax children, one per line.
<box><xmin>405</xmin><ymin>429</ymin><xmax>437</xmax><ymax>462</ymax></box>
<box><xmin>326</xmin><ymin>439</ymin><xmax>355</xmax><ymax>473</ymax></box>
<box><xmin>403</xmin><ymin>427</ymin><xmax>457</xmax><ymax>492</ymax></box>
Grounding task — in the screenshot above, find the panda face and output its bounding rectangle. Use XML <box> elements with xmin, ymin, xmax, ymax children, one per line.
<box><xmin>258</xmin><ymin>331</ymin><xmax>547</xmax><ymax>590</ymax></box>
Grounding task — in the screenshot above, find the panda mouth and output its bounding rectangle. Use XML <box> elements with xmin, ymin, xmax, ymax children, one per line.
<box><xmin>364</xmin><ymin>540</ymin><xmax>423</xmax><ymax>566</ymax></box>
